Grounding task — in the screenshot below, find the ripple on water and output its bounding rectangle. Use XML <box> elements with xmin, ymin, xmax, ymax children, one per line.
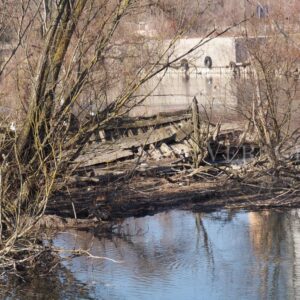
<box><xmin>50</xmin><ymin>209</ymin><xmax>300</xmax><ymax>300</ymax></box>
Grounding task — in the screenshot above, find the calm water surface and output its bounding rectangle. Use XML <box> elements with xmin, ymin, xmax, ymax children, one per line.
<box><xmin>11</xmin><ymin>209</ymin><xmax>299</xmax><ymax>300</ymax></box>
<box><xmin>4</xmin><ymin>209</ymin><xmax>300</xmax><ymax>299</ymax></box>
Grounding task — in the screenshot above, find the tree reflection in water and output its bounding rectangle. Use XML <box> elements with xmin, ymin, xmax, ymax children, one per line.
<box><xmin>248</xmin><ymin>210</ymin><xmax>297</xmax><ymax>299</ymax></box>
<box><xmin>195</xmin><ymin>212</ymin><xmax>215</xmax><ymax>268</ymax></box>
<box><xmin>0</xmin><ymin>263</ymin><xmax>94</xmax><ymax>299</ymax></box>
<box><xmin>4</xmin><ymin>209</ymin><xmax>300</xmax><ymax>299</ymax></box>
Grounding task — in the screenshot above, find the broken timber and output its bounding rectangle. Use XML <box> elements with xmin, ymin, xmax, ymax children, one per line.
<box><xmin>48</xmin><ymin>104</ymin><xmax>300</xmax><ymax>220</ymax></box>
<box><xmin>67</xmin><ymin>108</ymin><xmax>255</xmax><ymax>175</ymax></box>
<box><xmin>49</xmin><ymin>108</ymin><xmax>260</xmax><ymax>219</ymax></box>
<box><xmin>72</xmin><ymin>117</ymin><xmax>195</xmax><ymax>168</ymax></box>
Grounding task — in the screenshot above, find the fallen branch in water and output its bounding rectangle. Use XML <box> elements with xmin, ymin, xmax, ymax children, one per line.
<box><xmin>55</xmin><ymin>248</ymin><xmax>123</xmax><ymax>264</ymax></box>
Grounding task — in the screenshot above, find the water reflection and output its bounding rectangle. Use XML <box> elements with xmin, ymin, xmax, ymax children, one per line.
<box><xmin>248</xmin><ymin>211</ymin><xmax>293</xmax><ymax>299</ymax></box>
<box><xmin>48</xmin><ymin>209</ymin><xmax>300</xmax><ymax>299</ymax></box>
<box><xmin>1</xmin><ymin>264</ymin><xmax>94</xmax><ymax>300</ymax></box>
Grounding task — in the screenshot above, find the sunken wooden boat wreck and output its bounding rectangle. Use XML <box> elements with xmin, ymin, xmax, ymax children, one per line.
<box><xmin>47</xmin><ymin>100</ymin><xmax>259</xmax><ymax>219</ymax></box>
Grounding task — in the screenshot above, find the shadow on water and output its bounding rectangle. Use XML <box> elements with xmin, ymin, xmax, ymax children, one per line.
<box><xmin>0</xmin><ymin>263</ymin><xmax>95</xmax><ymax>300</ymax></box>
<box><xmin>4</xmin><ymin>209</ymin><xmax>300</xmax><ymax>299</ymax></box>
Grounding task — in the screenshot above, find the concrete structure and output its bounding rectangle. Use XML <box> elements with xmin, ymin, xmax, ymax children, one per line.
<box><xmin>170</xmin><ymin>37</ymin><xmax>239</xmax><ymax>69</ymax></box>
<box><xmin>131</xmin><ymin>37</ymin><xmax>248</xmax><ymax>118</ymax></box>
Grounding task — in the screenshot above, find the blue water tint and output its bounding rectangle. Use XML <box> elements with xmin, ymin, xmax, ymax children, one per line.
<box><xmin>53</xmin><ymin>209</ymin><xmax>298</xmax><ymax>300</ymax></box>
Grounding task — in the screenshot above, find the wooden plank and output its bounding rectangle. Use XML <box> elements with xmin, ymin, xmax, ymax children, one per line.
<box><xmin>73</xmin><ymin>122</ymin><xmax>193</xmax><ymax>166</ymax></box>
<box><xmin>220</xmin><ymin>122</ymin><xmax>246</xmax><ymax>132</ymax></box>
<box><xmin>99</xmin><ymin>130</ymin><xmax>106</xmax><ymax>141</ymax></box>
<box><xmin>127</xmin><ymin>129</ymin><xmax>134</xmax><ymax>137</ymax></box>
<box><xmin>121</xmin><ymin>126</ymin><xmax>175</xmax><ymax>149</ymax></box>
<box><xmin>174</xmin><ymin>120</ymin><xmax>193</xmax><ymax>142</ymax></box>
<box><xmin>75</xmin><ymin>146</ymin><xmax>128</xmax><ymax>162</ymax></box>
<box><xmin>84</xmin><ymin>124</ymin><xmax>176</xmax><ymax>154</ymax></box>
<box><xmin>74</xmin><ymin>122</ymin><xmax>188</xmax><ymax>166</ymax></box>
<box><xmin>137</xmin><ymin>128</ymin><xmax>144</xmax><ymax>135</ymax></box>
<box><xmin>148</xmin><ymin>144</ymin><xmax>162</xmax><ymax>160</ymax></box>
<box><xmin>170</xmin><ymin>143</ymin><xmax>191</xmax><ymax>155</ymax></box>
<box><xmin>157</xmin><ymin>109</ymin><xmax>191</xmax><ymax>117</ymax></box>
<box><xmin>160</xmin><ymin>143</ymin><xmax>174</xmax><ymax>157</ymax></box>
<box><xmin>104</xmin><ymin>113</ymin><xmax>191</xmax><ymax>130</ymax></box>
<box><xmin>70</xmin><ymin>113</ymin><xmax>250</xmax><ymax>168</ymax></box>
<box><xmin>75</xmin><ymin>149</ymin><xmax>133</xmax><ymax>167</ymax></box>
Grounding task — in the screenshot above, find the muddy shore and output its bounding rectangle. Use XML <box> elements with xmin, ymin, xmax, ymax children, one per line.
<box><xmin>42</xmin><ymin>107</ymin><xmax>300</xmax><ymax>229</ymax></box>
<box><xmin>41</xmin><ymin>172</ymin><xmax>300</xmax><ymax>230</ymax></box>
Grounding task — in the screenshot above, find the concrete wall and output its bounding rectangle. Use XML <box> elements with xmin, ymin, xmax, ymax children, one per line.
<box><xmin>131</xmin><ymin>37</ymin><xmax>240</xmax><ymax>117</ymax></box>
<box><xmin>170</xmin><ymin>37</ymin><xmax>237</xmax><ymax>68</ymax></box>
<box><xmin>131</xmin><ymin>70</ymin><xmax>237</xmax><ymax>117</ymax></box>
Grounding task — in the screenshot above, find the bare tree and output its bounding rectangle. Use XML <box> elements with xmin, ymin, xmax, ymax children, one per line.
<box><xmin>231</xmin><ymin>16</ymin><xmax>300</xmax><ymax>197</ymax></box>
<box><xmin>0</xmin><ymin>0</ymin><xmax>239</xmax><ymax>269</ymax></box>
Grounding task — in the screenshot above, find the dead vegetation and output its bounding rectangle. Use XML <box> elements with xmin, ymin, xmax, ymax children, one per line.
<box><xmin>0</xmin><ymin>0</ymin><xmax>239</xmax><ymax>272</ymax></box>
<box><xmin>0</xmin><ymin>0</ymin><xmax>299</xmax><ymax>275</ymax></box>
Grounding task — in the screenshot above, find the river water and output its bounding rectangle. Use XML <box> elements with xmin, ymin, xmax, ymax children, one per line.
<box><xmin>6</xmin><ymin>209</ymin><xmax>300</xmax><ymax>299</ymax></box>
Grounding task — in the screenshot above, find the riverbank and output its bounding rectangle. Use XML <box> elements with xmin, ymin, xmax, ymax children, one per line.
<box><xmin>41</xmin><ymin>171</ymin><xmax>300</xmax><ymax>230</ymax></box>
<box><xmin>42</xmin><ymin>105</ymin><xmax>300</xmax><ymax>229</ymax></box>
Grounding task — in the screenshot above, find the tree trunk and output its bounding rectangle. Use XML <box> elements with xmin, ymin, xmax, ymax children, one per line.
<box><xmin>17</xmin><ymin>0</ymin><xmax>87</xmax><ymax>164</ymax></box>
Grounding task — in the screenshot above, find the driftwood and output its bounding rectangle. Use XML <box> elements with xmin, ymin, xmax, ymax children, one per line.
<box><xmin>70</xmin><ymin>112</ymin><xmax>251</xmax><ymax>170</ymax></box>
<box><xmin>75</xmin><ymin>149</ymin><xmax>133</xmax><ymax>167</ymax></box>
<box><xmin>73</xmin><ymin>120</ymin><xmax>194</xmax><ymax>168</ymax></box>
<box><xmin>104</xmin><ymin>111</ymin><xmax>191</xmax><ymax>130</ymax></box>
<box><xmin>35</xmin><ymin>215</ymin><xmax>100</xmax><ymax>229</ymax></box>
